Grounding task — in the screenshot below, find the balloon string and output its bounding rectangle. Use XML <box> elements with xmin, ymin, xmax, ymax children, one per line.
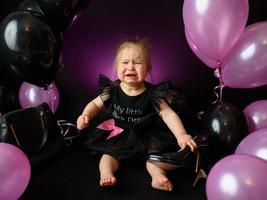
<box><xmin>212</xmin><ymin>62</ymin><xmax>225</xmax><ymax>104</ymax></box>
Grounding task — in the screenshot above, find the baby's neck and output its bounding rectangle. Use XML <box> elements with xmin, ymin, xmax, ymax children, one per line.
<box><xmin>120</xmin><ymin>82</ymin><xmax>146</xmax><ymax>96</ymax></box>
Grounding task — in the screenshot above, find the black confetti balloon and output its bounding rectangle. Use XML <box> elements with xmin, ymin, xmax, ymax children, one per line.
<box><xmin>0</xmin><ymin>11</ymin><xmax>61</xmax><ymax>87</ymax></box>
<box><xmin>202</xmin><ymin>102</ymin><xmax>249</xmax><ymax>162</ymax></box>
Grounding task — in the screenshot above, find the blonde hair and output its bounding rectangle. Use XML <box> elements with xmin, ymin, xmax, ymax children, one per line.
<box><xmin>114</xmin><ymin>37</ymin><xmax>152</xmax><ymax>72</ymax></box>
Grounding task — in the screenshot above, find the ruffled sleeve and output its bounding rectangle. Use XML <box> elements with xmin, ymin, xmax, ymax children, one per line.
<box><xmin>98</xmin><ymin>74</ymin><xmax>115</xmax><ymax>107</ymax></box>
<box><xmin>151</xmin><ymin>79</ymin><xmax>173</xmax><ymax>113</ymax></box>
<box><xmin>152</xmin><ymin>80</ymin><xmax>190</xmax><ymax>112</ymax></box>
<box><xmin>152</xmin><ymin>80</ymin><xmax>200</xmax><ymax>132</ymax></box>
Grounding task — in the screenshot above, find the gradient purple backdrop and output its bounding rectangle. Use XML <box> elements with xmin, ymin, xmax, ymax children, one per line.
<box><xmin>57</xmin><ymin>0</ymin><xmax>215</xmax><ymax>119</ymax></box>
<box><xmin>56</xmin><ymin>0</ymin><xmax>267</xmax><ymax>121</ymax></box>
<box><xmin>62</xmin><ymin>0</ymin><xmax>200</xmax><ymax>87</ymax></box>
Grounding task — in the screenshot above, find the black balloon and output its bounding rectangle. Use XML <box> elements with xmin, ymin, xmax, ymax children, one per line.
<box><xmin>17</xmin><ymin>0</ymin><xmax>44</xmax><ymax>17</ymax></box>
<box><xmin>0</xmin><ymin>11</ymin><xmax>60</xmax><ymax>87</ymax></box>
<box><xmin>34</xmin><ymin>0</ymin><xmax>89</xmax><ymax>31</ymax></box>
<box><xmin>0</xmin><ymin>66</ymin><xmax>23</xmax><ymax>89</ymax></box>
<box><xmin>202</xmin><ymin>102</ymin><xmax>248</xmax><ymax>161</ymax></box>
<box><xmin>0</xmin><ymin>85</ymin><xmax>20</xmax><ymax>114</ymax></box>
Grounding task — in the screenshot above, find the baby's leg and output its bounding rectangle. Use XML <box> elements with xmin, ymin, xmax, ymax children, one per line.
<box><xmin>146</xmin><ymin>161</ymin><xmax>173</xmax><ymax>191</ymax></box>
<box><xmin>99</xmin><ymin>154</ymin><xmax>119</xmax><ymax>187</ymax></box>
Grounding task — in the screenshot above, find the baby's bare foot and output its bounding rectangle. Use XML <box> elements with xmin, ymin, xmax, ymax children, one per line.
<box><xmin>151</xmin><ymin>176</ymin><xmax>173</xmax><ymax>191</ymax></box>
<box><xmin>100</xmin><ymin>173</ymin><xmax>116</xmax><ymax>187</ymax></box>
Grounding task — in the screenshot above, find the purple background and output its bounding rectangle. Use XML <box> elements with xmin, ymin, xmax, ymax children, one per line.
<box><xmin>1</xmin><ymin>0</ymin><xmax>267</xmax><ymax>121</ymax></box>
<box><xmin>58</xmin><ymin>0</ymin><xmax>216</xmax><ymax>120</ymax></box>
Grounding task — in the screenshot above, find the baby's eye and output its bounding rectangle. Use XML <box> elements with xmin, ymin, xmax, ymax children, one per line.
<box><xmin>122</xmin><ymin>61</ymin><xmax>128</xmax><ymax>64</ymax></box>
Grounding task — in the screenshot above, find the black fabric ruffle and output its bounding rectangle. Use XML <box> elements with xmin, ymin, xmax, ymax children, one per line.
<box><xmin>150</xmin><ymin>79</ymin><xmax>200</xmax><ymax>133</ymax></box>
<box><xmin>97</xmin><ymin>74</ymin><xmax>118</xmax><ymax>107</ymax></box>
<box><xmin>98</xmin><ymin>74</ymin><xmax>115</xmax><ymax>95</ymax></box>
<box><xmin>97</xmin><ymin>74</ymin><xmax>193</xmax><ymax>113</ymax></box>
<box><xmin>151</xmin><ymin>79</ymin><xmax>172</xmax><ymax>113</ymax></box>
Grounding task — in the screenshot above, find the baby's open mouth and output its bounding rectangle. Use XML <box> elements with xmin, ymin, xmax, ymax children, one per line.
<box><xmin>126</xmin><ymin>74</ymin><xmax>137</xmax><ymax>77</ymax></box>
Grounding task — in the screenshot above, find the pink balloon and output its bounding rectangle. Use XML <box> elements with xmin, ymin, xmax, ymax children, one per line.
<box><xmin>222</xmin><ymin>22</ymin><xmax>267</xmax><ymax>88</ymax></box>
<box><xmin>243</xmin><ymin>100</ymin><xmax>267</xmax><ymax>132</ymax></box>
<box><xmin>206</xmin><ymin>154</ymin><xmax>267</xmax><ymax>200</ymax></box>
<box><xmin>0</xmin><ymin>143</ymin><xmax>31</xmax><ymax>200</ymax></box>
<box><xmin>19</xmin><ymin>82</ymin><xmax>60</xmax><ymax>113</ymax></box>
<box><xmin>185</xmin><ymin>28</ymin><xmax>218</xmax><ymax>68</ymax></box>
<box><xmin>183</xmin><ymin>0</ymin><xmax>248</xmax><ymax>60</ymax></box>
<box><xmin>235</xmin><ymin>128</ymin><xmax>267</xmax><ymax>161</ymax></box>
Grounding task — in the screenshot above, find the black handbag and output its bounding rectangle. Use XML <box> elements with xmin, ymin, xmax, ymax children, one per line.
<box><xmin>0</xmin><ymin>103</ymin><xmax>72</xmax><ymax>168</ymax></box>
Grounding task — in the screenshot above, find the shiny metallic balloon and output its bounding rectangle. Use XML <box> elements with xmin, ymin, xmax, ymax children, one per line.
<box><xmin>202</xmin><ymin>102</ymin><xmax>248</xmax><ymax>157</ymax></box>
<box><xmin>0</xmin><ymin>11</ymin><xmax>60</xmax><ymax>87</ymax></box>
<box><xmin>206</xmin><ymin>154</ymin><xmax>267</xmax><ymax>200</ymax></box>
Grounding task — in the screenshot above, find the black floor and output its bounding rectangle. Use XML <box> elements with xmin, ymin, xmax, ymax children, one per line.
<box><xmin>20</xmin><ymin>146</ymin><xmax>207</xmax><ymax>200</ymax></box>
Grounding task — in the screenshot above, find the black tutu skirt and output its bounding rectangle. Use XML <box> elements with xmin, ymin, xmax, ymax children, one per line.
<box><xmin>82</xmin><ymin>111</ymin><xmax>179</xmax><ymax>160</ymax></box>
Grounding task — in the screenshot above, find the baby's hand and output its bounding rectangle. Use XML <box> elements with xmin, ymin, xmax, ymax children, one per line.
<box><xmin>177</xmin><ymin>134</ymin><xmax>197</xmax><ymax>152</ymax></box>
<box><xmin>77</xmin><ymin>114</ymin><xmax>89</xmax><ymax>130</ymax></box>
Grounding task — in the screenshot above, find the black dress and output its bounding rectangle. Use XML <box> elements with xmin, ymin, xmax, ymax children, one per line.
<box><xmin>82</xmin><ymin>75</ymin><xmax>180</xmax><ymax>159</ymax></box>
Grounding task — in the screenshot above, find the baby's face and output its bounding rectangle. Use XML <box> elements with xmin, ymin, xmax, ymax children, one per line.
<box><xmin>116</xmin><ymin>46</ymin><xmax>148</xmax><ymax>87</ymax></box>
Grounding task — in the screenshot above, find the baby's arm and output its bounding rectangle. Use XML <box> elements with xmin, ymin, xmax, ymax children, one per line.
<box><xmin>77</xmin><ymin>95</ymin><xmax>105</xmax><ymax>130</ymax></box>
<box><xmin>158</xmin><ymin>99</ymin><xmax>197</xmax><ymax>151</ymax></box>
